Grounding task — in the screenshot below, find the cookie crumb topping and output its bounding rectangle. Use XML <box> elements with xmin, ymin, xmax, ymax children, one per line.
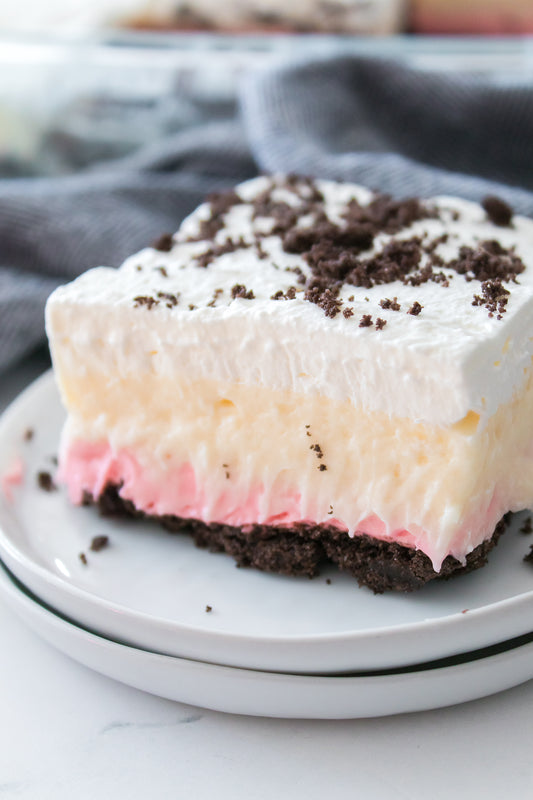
<box><xmin>132</xmin><ymin>176</ymin><xmax>526</xmax><ymax>326</ymax></box>
<box><xmin>152</xmin><ymin>233</ymin><xmax>174</xmax><ymax>252</ymax></box>
<box><xmin>482</xmin><ymin>195</ymin><xmax>513</xmax><ymax>227</ymax></box>
<box><xmin>231</xmin><ymin>284</ymin><xmax>255</xmax><ymax>300</ymax></box>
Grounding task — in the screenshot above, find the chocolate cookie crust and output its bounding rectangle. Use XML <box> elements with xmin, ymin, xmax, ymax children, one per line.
<box><xmin>91</xmin><ymin>485</ymin><xmax>508</xmax><ymax>593</ymax></box>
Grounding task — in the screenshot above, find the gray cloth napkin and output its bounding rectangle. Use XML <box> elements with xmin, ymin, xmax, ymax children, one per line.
<box><xmin>2</xmin><ymin>54</ymin><xmax>533</xmax><ymax>374</ymax></box>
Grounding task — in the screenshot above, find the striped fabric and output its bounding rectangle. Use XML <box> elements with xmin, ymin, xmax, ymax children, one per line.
<box><xmin>2</xmin><ymin>55</ymin><xmax>533</xmax><ymax>373</ymax></box>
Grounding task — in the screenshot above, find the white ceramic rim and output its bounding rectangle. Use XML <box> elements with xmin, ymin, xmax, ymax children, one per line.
<box><xmin>2</xmin><ymin>558</ymin><xmax>533</xmax><ymax>719</ymax></box>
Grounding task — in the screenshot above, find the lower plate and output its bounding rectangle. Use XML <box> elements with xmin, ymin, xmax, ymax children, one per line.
<box><xmin>2</xmin><ymin>561</ymin><xmax>533</xmax><ymax>719</ymax></box>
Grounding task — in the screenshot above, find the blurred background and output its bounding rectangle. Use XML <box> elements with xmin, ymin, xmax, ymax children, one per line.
<box><xmin>1</xmin><ymin>0</ymin><xmax>533</xmax><ymax>179</ymax></box>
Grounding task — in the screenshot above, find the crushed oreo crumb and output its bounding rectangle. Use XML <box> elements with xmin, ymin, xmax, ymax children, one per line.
<box><xmin>23</xmin><ymin>428</ymin><xmax>34</xmax><ymax>442</ymax></box>
<box><xmin>380</xmin><ymin>297</ymin><xmax>401</xmax><ymax>311</ymax></box>
<box><xmin>157</xmin><ymin>291</ymin><xmax>179</xmax><ymax>308</ymax></box>
<box><xmin>450</xmin><ymin>240</ymin><xmax>524</xmax><ymax>284</ymax></box>
<box><xmin>472</xmin><ymin>279</ymin><xmax>510</xmax><ymax>319</ymax></box>
<box><xmin>271</xmin><ymin>286</ymin><xmax>297</xmax><ymax>301</ymax></box>
<box><xmin>310</xmin><ymin>443</ymin><xmax>324</xmax><ymax>460</ymax></box>
<box><xmin>375</xmin><ymin>317</ymin><xmax>387</xmax><ymax>330</ymax></box>
<box><xmin>318</xmin><ymin>464</ymin><xmax>327</xmax><ymax>471</ymax></box>
<box><xmin>304</xmin><ymin>283</ymin><xmax>343</xmax><ymax>318</ymax></box>
<box><xmin>247</xmin><ymin>178</ymin><xmax>437</xmax><ymax>323</ymax></box>
<box><xmin>174</xmin><ymin>177</ymin><xmax>523</xmax><ymax>327</ymax></box>
<box><xmin>195</xmin><ymin>236</ymin><xmax>250</xmax><ymax>268</ymax></box>
<box><xmin>482</xmin><ymin>196</ymin><xmax>513</xmax><ymax>227</ymax></box>
<box><xmin>231</xmin><ymin>284</ymin><xmax>255</xmax><ymax>300</ymax></box>
<box><xmin>285</xmin><ymin>265</ymin><xmax>307</xmax><ymax>285</ymax></box>
<box><xmin>79</xmin><ymin>552</ymin><xmax>87</xmax><ymax>565</ymax></box>
<box><xmin>152</xmin><ymin>233</ymin><xmax>174</xmax><ymax>252</ymax></box>
<box><xmin>90</xmin><ymin>535</ymin><xmax>109</xmax><ymax>552</ymax></box>
<box><xmin>155</xmin><ymin>266</ymin><xmax>168</xmax><ymax>277</ymax></box>
<box><xmin>359</xmin><ymin>314</ymin><xmax>373</xmax><ymax>327</ymax></box>
<box><xmin>205</xmin><ymin>605</ymin><xmax>213</xmax><ymax>613</ymax></box>
<box><xmin>424</xmin><ymin>233</ymin><xmax>449</xmax><ymax>254</ymax></box>
<box><xmin>134</xmin><ymin>295</ymin><xmax>159</xmax><ymax>310</ymax></box>
<box><xmin>344</xmin><ymin>194</ymin><xmax>434</xmax><ymax>235</ymax></box>
<box><xmin>37</xmin><ymin>471</ymin><xmax>56</xmax><ymax>492</ymax></box>
<box><xmin>187</xmin><ymin>190</ymin><xmax>243</xmax><ymax>242</ymax></box>
<box><xmin>207</xmin><ymin>288</ymin><xmax>223</xmax><ymax>308</ymax></box>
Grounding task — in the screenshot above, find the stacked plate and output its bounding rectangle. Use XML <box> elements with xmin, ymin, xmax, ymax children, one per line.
<box><xmin>1</xmin><ymin>372</ymin><xmax>533</xmax><ymax>718</ymax></box>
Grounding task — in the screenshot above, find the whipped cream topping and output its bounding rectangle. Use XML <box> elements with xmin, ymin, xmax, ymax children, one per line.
<box><xmin>46</xmin><ymin>175</ymin><xmax>533</xmax><ymax>425</ymax></box>
<box><xmin>56</xmin><ymin>365</ymin><xmax>533</xmax><ymax>569</ymax></box>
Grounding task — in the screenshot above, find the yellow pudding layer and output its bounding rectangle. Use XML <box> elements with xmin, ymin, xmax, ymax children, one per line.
<box><xmin>55</xmin><ymin>362</ymin><xmax>533</xmax><ymax>570</ymax></box>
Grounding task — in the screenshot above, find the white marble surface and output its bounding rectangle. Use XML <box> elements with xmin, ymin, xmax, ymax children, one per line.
<box><xmin>1</xmin><ymin>352</ymin><xmax>533</xmax><ymax>800</ymax></box>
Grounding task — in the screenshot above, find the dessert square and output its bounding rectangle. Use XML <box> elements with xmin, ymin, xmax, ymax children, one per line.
<box><xmin>45</xmin><ymin>175</ymin><xmax>533</xmax><ymax>591</ymax></box>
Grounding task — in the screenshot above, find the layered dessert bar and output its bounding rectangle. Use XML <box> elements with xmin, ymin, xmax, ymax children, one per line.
<box><xmin>45</xmin><ymin>176</ymin><xmax>533</xmax><ymax>592</ymax></box>
<box><xmin>124</xmin><ymin>0</ymin><xmax>404</xmax><ymax>34</ymax></box>
<box><xmin>0</xmin><ymin>0</ymin><xmax>404</xmax><ymax>35</ymax></box>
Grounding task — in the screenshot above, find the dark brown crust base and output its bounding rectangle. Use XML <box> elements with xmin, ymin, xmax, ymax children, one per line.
<box><xmin>91</xmin><ymin>485</ymin><xmax>509</xmax><ymax>593</ymax></box>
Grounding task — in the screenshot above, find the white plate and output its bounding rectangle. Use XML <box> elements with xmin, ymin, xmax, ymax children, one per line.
<box><xmin>2</xmin><ymin>560</ymin><xmax>533</xmax><ymax>719</ymax></box>
<box><xmin>1</xmin><ymin>372</ymin><xmax>533</xmax><ymax>674</ymax></box>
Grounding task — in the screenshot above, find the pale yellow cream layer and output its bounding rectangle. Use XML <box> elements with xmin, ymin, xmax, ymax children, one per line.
<box><xmin>56</xmin><ymin>365</ymin><xmax>533</xmax><ymax>569</ymax></box>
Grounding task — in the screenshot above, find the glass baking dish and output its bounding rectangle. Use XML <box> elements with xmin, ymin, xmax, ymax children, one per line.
<box><xmin>1</xmin><ymin>33</ymin><xmax>532</xmax><ymax>177</ymax></box>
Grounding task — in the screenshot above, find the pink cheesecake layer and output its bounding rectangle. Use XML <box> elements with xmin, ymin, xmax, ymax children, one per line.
<box><xmin>59</xmin><ymin>440</ymin><xmax>504</xmax><ymax>571</ymax></box>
